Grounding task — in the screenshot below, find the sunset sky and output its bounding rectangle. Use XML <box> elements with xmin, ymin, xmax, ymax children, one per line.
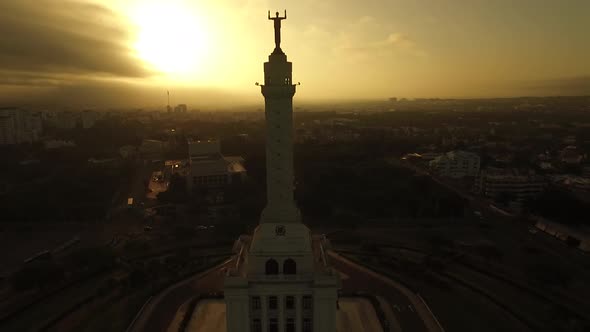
<box><xmin>1</xmin><ymin>0</ymin><xmax>589</xmax><ymax>108</ymax></box>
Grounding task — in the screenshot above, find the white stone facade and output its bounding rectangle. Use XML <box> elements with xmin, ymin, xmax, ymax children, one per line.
<box><xmin>225</xmin><ymin>225</ymin><xmax>339</xmax><ymax>332</ymax></box>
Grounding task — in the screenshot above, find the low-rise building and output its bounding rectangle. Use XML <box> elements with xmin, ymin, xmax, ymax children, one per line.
<box><xmin>187</xmin><ymin>139</ymin><xmax>246</xmax><ymax>193</ymax></box>
<box><xmin>478</xmin><ymin>168</ymin><xmax>547</xmax><ymax>204</ymax></box>
<box><xmin>429</xmin><ymin>150</ymin><xmax>480</xmax><ymax>178</ymax></box>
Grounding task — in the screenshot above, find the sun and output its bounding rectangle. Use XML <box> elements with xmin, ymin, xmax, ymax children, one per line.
<box><xmin>132</xmin><ymin>2</ymin><xmax>210</xmax><ymax>76</ymax></box>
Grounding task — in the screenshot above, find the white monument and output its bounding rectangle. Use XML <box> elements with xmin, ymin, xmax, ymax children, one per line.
<box><xmin>224</xmin><ymin>11</ymin><xmax>340</xmax><ymax>332</ymax></box>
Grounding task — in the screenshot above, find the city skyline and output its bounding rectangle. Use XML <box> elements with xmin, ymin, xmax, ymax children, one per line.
<box><xmin>0</xmin><ymin>0</ymin><xmax>589</xmax><ymax>108</ymax></box>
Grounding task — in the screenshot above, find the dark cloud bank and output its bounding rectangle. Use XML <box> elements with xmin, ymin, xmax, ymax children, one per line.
<box><xmin>0</xmin><ymin>0</ymin><xmax>150</xmax><ymax>85</ymax></box>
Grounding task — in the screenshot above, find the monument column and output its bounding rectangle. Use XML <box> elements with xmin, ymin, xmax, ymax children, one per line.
<box><xmin>259</xmin><ymin>11</ymin><xmax>301</xmax><ymax>225</ymax></box>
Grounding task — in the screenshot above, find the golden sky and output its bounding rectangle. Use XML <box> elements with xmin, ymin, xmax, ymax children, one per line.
<box><xmin>0</xmin><ymin>0</ymin><xmax>589</xmax><ymax>107</ymax></box>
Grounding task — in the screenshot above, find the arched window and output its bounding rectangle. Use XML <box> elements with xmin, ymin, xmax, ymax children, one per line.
<box><xmin>283</xmin><ymin>258</ymin><xmax>296</xmax><ymax>274</ymax></box>
<box><xmin>265</xmin><ymin>259</ymin><xmax>279</xmax><ymax>275</ymax></box>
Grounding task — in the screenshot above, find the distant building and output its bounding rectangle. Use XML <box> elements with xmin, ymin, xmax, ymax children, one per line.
<box><xmin>560</xmin><ymin>146</ymin><xmax>583</xmax><ymax>166</ymax></box>
<box><xmin>0</xmin><ymin>108</ymin><xmax>43</xmax><ymax>144</ymax></box>
<box><xmin>429</xmin><ymin>150</ymin><xmax>480</xmax><ymax>178</ymax></box>
<box><xmin>174</xmin><ymin>104</ymin><xmax>188</xmax><ymax>113</ymax></box>
<box><xmin>55</xmin><ymin>111</ymin><xmax>79</xmax><ymax>129</ymax></box>
<box><xmin>43</xmin><ymin>139</ymin><xmax>76</xmax><ymax>149</ymax></box>
<box><xmin>478</xmin><ymin>168</ymin><xmax>547</xmax><ymax>205</ymax></box>
<box><xmin>119</xmin><ymin>145</ymin><xmax>138</xmax><ymax>159</ymax></box>
<box><xmin>186</xmin><ymin>139</ymin><xmax>246</xmax><ymax>193</ymax></box>
<box><xmin>0</xmin><ymin>115</ymin><xmax>16</xmax><ymax>145</ymax></box>
<box><xmin>139</xmin><ymin>139</ymin><xmax>167</xmax><ymax>160</ymax></box>
<box><xmin>81</xmin><ymin>110</ymin><xmax>100</xmax><ymax>129</ymax></box>
<box><xmin>31</xmin><ymin>111</ymin><xmax>42</xmax><ymax>132</ymax></box>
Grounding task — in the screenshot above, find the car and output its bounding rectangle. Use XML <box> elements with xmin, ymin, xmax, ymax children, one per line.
<box><xmin>528</xmin><ymin>227</ymin><xmax>538</xmax><ymax>234</ymax></box>
<box><xmin>196</xmin><ymin>225</ymin><xmax>208</xmax><ymax>230</ymax></box>
<box><xmin>144</xmin><ymin>226</ymin><xmax>153</xmax><ymax>232</ymax></box>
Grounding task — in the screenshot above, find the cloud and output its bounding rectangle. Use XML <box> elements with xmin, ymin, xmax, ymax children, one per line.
<box><xmin>0</xmin><ymin>0</ymin><xmax>151</xmax><ymax>87</ymax></box>
<box><xmin>332</xmin><ymin>15</ymin><xmax>426</xmax><ymax>61</ymax></box>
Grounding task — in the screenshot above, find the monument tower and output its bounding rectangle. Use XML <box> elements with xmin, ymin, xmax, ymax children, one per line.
<box><xmin>224</xmin><ymin>11</ymin><xmax>340</xmax><ymax>332</ymax></box>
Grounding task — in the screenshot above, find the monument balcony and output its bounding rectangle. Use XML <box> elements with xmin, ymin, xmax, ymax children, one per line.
<box><xmin>261</xmin><ymin>85</ymin><xmax>296</xmax><ymax>99</ymax></box>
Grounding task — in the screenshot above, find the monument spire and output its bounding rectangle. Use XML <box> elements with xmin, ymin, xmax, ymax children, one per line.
<box><xmin>224</xmin><ymin>12</ymin><xmax>339</xmax><ymax>332</ymax></box>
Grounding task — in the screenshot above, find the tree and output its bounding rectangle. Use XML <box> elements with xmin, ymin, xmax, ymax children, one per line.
<box><xmin>128</xmin><ymin>268</ymin><xmax>148</xmax><ymax>288</ymax></box>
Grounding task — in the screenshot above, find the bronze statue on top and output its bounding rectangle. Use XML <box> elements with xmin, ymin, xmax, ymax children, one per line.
<box><xmin>268</xmin><ymin>10</ymin><xmax>287</xmax><ymax>50</ymax></box>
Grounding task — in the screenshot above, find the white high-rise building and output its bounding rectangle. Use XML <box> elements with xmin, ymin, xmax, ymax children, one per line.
<box><xmin>224</xmin><ymin>11</ymin><xmax>339</xmax><ymax>332</ymax></box>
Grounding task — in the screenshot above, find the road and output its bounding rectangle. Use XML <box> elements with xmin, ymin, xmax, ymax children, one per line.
<box><xmin>328</xmin><ymin>251</ymin><xmax>442</xmax><ymax>332</ymax></box>
<box><xmin>129</xmin><ymin>259</ymin><xmax>233</xmax><ymax>332</ymax></box>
